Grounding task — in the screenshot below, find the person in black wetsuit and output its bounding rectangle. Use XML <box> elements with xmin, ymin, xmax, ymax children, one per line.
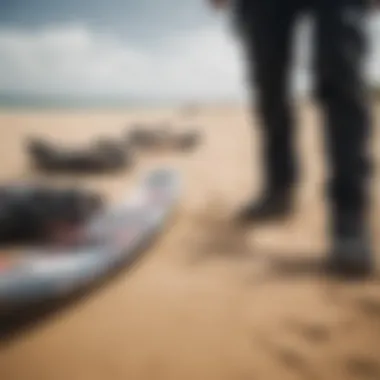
<box><xmin>208</xmin><ymin>0</ymin><xmax>378</xmax><ymax>277</ymax></box>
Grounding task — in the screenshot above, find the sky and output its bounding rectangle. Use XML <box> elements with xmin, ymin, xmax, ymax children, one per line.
<box><xmin>0</xmin><ymin>0</ymin><xmax>379</xmax><ymax>103</ymax></box>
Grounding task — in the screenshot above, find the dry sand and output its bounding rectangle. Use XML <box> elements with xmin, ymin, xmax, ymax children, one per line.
<box><xmin>0</xmin><ymin>103</ymin><xmax>379</xmax><ymax>380</ymax></box>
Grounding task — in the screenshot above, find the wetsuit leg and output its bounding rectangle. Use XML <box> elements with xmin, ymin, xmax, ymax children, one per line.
<box><xmin>234</xmin><ymin>0</ymin><xmax>304</xmax><ymax>191</ymax></box>
<box><xmin>313</xmin><ymin>0</ymin><xmax>372</xmax><ymax>217</ymax></box>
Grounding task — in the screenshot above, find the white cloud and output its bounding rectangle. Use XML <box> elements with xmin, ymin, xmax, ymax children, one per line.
<box><xmin>0</xmin><ymin>13</ymin><xmax>379</xmax><ymax>102</ymax></box>
<box><xmin>368</xmin><ymin>13</ymin><xmax>380</xmax><ymax>84</ymax></box>
<box><xmin>0</xmin><ymin>20</ymin><xmax>246</xmax><ymax>102</ymax></box>
<box><xmin>292</xmin><ymin>13</ymin><xmax>380</xmax><ymax>96</ymax></box>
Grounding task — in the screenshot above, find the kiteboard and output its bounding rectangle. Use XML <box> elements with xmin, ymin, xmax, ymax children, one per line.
<box><xmin>0</xmin><ymin>167</ymin><xmax>180</xmax><ymax>308</ymax></box>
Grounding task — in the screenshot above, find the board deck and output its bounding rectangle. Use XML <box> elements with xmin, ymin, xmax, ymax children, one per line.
<box><xmin>0</xmin><ymin>168</ymin><xmax>180</xmax><ymax>307</ymax></box>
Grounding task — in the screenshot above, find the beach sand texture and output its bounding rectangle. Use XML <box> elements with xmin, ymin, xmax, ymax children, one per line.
<box><xmin>0</xmin><ymin>102</ymin><xmax>379</xmax><ymax>380</ymax></box>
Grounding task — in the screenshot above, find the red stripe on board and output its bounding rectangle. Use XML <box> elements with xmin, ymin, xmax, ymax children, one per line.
<box><xmin>0</xmin><ymin>256</ymin><xmax>12</xmax><ymax>271</ymax></box>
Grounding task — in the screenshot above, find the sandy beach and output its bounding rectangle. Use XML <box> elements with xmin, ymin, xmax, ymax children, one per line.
<box><xmin>0</xmin><ymin>102</ymin><xmax>379</xmax><ymax>380</ymax></box>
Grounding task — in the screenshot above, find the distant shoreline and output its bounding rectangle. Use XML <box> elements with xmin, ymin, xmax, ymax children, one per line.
<box><xmin>0</xmin><ymin>101</ymin><xmax>245</xmax><ymax>113</ymax></box>
<box><xmin>0</xmin><ymin>94</ymin><xmax>247</xmax><ymax>113</ymax></box>
<box><xmin>0</xmin><ymin>88</ymin><xmax>378</xmax><ymax>112</ymax></box>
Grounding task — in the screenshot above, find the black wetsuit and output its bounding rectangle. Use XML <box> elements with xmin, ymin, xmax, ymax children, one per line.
<box><xmin>234</xmin><ymin>0</ymin><xmax>372</xmax><ymax>219</ymax></box>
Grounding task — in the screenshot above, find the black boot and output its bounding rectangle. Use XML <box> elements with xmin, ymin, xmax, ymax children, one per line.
<box><xmin>328</xmin><ymin>212</ymin><xmax>374</xmax><ymax>278</ymax></box>
<box><xmin>235</xmin><ymin>188</ymin><xmax>294</xmax><ymax>225</ymax></box>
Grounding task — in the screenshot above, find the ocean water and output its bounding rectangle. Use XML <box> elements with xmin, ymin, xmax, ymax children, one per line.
<box><xmin>0</xmin><ymin>94</ymin><xmax>156</xmax><ymax>110</ymax></box>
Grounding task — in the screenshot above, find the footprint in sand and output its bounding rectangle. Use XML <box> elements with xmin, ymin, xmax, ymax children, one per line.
<box><xmin>355</xmin><ymin>296</ymin><xmax>380</xmax><ymax>319</ymax></box>
<box><xmin>285</xmin><ymin>319</ymin><xmax>331</xmax><ymax>344</ymax></box>
<box><xmin>256</xmin><ymin>334</ymin><xmax>318</xmax><ymax>380</ymax></box>
<box><xmin>345</xmin><ymin>357</ymin><xmax>380</xmax><ymax>380</ymax></box>
<box><xmin>271</xmin><ymin>343</ymin><xmax>318</xmax><ymax>380</ymax></box>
